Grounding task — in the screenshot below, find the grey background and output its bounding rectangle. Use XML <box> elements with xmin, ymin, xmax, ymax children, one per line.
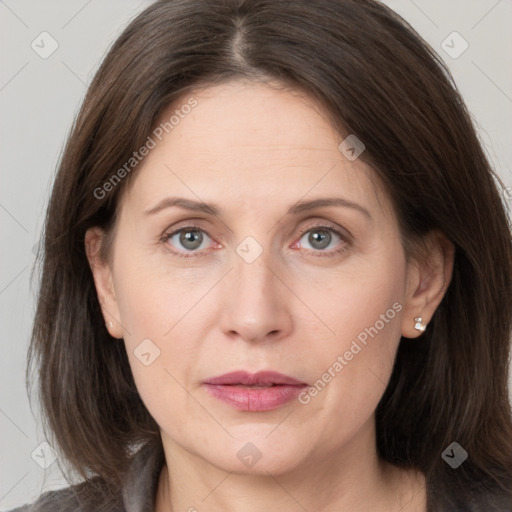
<box><xmin>1</xmin><ymin>0</ymin><xmax>511</xmax><ymax>509</ymax></box>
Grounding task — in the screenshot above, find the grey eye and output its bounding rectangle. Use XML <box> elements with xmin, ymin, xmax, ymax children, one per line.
<box><xmin>168</xmin><ymin>229</ymin><xmax>209</xmax><ymax>252</ymax></box>
<box><xmin>300</xmin><ymin>229</ymin><xmax>339</xmax><ymax>250</ymax></box>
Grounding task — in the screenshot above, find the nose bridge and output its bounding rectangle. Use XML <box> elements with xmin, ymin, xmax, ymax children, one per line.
<box><xmin>234</xmin><ymin>246</ymin><xmax>273</xmax><ymax>298</ymax></box>
<box><xmin>219</xmin><ymin>240</ymin><xmax>292</xmax><ymax>342</ymax></box>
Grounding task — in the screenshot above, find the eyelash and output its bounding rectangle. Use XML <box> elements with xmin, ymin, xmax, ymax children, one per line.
<box><xmin>160</xmin><ymin>223</ymin><xmax>350</xmax><ymax>259</ymax></box>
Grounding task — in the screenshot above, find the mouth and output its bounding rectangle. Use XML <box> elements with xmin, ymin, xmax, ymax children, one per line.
<box><xmin>203</xmin><ymin>370</ymin><xmax>308</xmax><ymax>412</ymax></box>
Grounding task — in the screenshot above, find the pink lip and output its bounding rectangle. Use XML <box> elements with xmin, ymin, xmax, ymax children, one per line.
<box><xmin>203</xmin><ymin>371</ymin><xmax>307</xmax><ymax>412</ymax></box>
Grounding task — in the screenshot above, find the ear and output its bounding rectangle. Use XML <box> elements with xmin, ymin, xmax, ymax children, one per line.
<box><xmin>84</xmin><ymin>227</ymin><xmax>123</xmax><ymax>339</ymax></box>
<box><xmin>401</xmin><ymin>230</ymin><xmax>455</xmax><ymax>339</ymax></box>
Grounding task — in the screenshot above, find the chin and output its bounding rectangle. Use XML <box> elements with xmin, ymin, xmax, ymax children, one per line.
<box><xmin>201</xmin><ymin>433</ymin><xmax>310</xmax><ymax>476</ymax></box>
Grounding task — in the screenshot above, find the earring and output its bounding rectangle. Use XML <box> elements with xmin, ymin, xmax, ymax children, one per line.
<box><xmin>414</xmin><ymin>317</ymin><xmax>426</xmax><ymax>332</ymax></box>
<box><xmin>106</xmin><ymin>321</ymin><xmax>113</xmax><ymax>329</ymax></box>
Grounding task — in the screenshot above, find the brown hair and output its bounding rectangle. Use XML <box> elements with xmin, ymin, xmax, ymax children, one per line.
<box><xmin>28</xmin><ymin>0</ymin><xmax>512</xmax><ymax>509</ymax></box>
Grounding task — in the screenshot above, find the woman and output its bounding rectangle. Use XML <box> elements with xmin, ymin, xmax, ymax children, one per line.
<box><xmin>11</xmin><ymin>0</ymin><xmax>512</xmax><ymax>510</ymax></box>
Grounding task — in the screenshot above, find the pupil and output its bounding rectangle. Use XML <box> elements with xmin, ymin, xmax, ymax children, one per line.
<box><xmin>180</xmin><ymin>230</ymin><xmax>202</xmax><ymax>250</ymax></box>
<box><xmin>309</xmin><ymin>230</ymin><xmax>331</xmax><ymax>249</ymax></box>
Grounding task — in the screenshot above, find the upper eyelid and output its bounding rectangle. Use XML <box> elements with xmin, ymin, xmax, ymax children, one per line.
<box><xmin>296</xmin><ymin>222</ymin><xmax>350</xmax><ymax>239</ymax></box>
<box><xmin>164</xmin><ymin>220</ymin><xmax>346</xmax><ymax>237</ymax></box>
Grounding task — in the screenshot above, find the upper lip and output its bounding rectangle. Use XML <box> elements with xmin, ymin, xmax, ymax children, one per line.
<box><xmin>203</xmin><ymin>370</ymin><xmax>306</xmax><ymax>386</ymax></box>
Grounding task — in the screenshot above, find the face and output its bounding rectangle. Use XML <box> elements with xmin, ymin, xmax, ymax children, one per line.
<box><xmin>87</xmin><ymin>80</ymin><xmax>446</xmax><ymax>476</ymax></box>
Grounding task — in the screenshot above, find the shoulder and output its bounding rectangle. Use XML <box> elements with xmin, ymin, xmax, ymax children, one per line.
<box><xmin>4</xmin><ymin>478</ymin><xmax>124</xmax><ymax>512</ymax></box>
<box><xmin>5</xmin><ymin>440</ymin><xmax>165</xmax><ymax>512</ymax></box>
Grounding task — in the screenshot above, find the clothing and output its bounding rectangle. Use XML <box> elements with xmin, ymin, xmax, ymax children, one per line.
<box><xmin>6</xmin><ymin>442</ymin><xmax>165</xmax><ymax>512</ymax></box>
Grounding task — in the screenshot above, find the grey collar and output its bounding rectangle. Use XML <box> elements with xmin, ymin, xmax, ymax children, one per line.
<box><xmin>121</xmin><ymin>441</ymin><xmax>166</xmax><ymax>512</ymax></box>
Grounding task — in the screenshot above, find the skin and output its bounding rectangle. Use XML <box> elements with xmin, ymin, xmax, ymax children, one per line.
<box><xmin>85</xmin><ymin>80</ymin><xmax>454</xmax><ymax>512</ymax></box>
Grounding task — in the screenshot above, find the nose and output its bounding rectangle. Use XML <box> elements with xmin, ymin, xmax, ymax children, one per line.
<box><xmin>219</xmin><ymin>250</ymin><xmax>293</xmax><ymax>344</ymax></box>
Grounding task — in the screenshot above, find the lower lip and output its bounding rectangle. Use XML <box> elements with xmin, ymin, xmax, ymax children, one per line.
<box><xmin>203</xmin><ymin>384</ymin><xmax>307</xmax><ymax>412</ymax></box>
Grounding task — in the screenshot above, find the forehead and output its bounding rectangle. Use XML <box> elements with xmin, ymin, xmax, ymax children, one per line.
<box><xmin>121</xmin><ymin>80</ymin><xmax>394</xmax><ymax>222</ymax></box>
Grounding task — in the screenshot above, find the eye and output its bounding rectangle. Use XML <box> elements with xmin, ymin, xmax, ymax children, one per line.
<box><xmin>161</xmin><ymin>223</ymin><xmax>350</xmax><ymax>258</ymax></box>
<box><xmin>295</xmin><ymin>225</ymin><xmax>349</xmax><ymax>256</ymax></box>
<box><xmin>162</xmin><ymin>226</ymin><xmax>214</xmax><ymax>256</ymax></box>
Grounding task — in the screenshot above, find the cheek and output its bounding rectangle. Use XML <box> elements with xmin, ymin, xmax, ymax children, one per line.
<box><xmin>293</xmin><ymin>245</ymin><xmax>406</xmax><ymax>434</ymax></box>
<box><xmin>110</xmin><ymin>227</ymin><xmax>407</xmax><ymax>444</ymax></box>
<box><xmin>109</xmin><ymin>250</ymin><xmax>215</xmax><ymax>426</ymax></box>
<box><xmin>111</xmin><ymin>243</ymin><xmax>214</xmax><ymax>340</ymax></box>
<box><xmin>293</xmin><ymin>241</ymin><xmax>406</xmax><ymax>349</ymax></box>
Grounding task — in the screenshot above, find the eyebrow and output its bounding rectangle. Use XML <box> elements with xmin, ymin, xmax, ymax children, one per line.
<box><xmin>144</xmin><ymin>196</ymin><xmax>371</xmax><ymax>219</ymax></box>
